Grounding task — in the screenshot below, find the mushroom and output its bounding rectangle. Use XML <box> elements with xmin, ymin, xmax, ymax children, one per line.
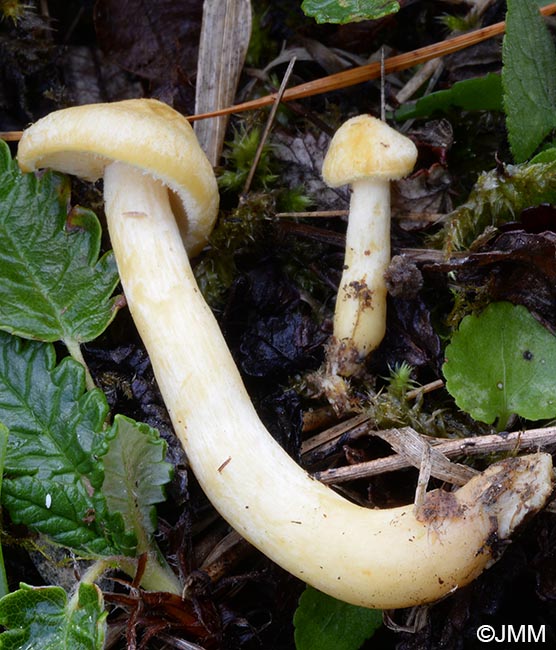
<box><xmin>322</xmin><ymin>115</ymin><xmax>418</xmax><ymax>377</ymax></box>
<box><xmin>17</xmin><ymin>100</ymin><xmax>553</xmax><ymax>609</ymax></box>
<box><xmin>17</xmin><ymin>99</ymin><xmax>218</xmax><ymax>257</ymax></box>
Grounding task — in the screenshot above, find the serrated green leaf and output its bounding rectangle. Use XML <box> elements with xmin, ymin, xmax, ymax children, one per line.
<box><xmin>0</xmin><ymin>333</ymin><xmax>108</xmax><ymax>483</ymax></box>
<box><xmin>0</xmin><ymin>582</ymin><xmax>106</xmax><ymax>650</ymax></box>
<box><xmin>293</xmin><ymin>586</ymin><xmax>382</xmax><ymax>650</ymax></box>
<box><xmin>102</xmin><ymin>415</ymin><xmax>172</xmax><ymax>553</ymax></box>
<box><xmin>301</xmin><ymin>0</ymin><xmax>399</xmax><ymax>24</ymax></box>
<box><xmin>0</xmin><ymin>332</ymin><xmax>135</xmax><ymax>556</ymax></box>
<box><xmin>0</xmin><ymin>423</ymin><xmax>8</xmax><ymax>599</ymax></box>
<box><xmin>0</xmin><ymin>139</ymin><xmax>121</xmax><ymax>347</ymax></box>
<box><xmin>395</xmin><ymin>74</ymin><xmax>503</xmax><ymax>121</ymax></box>
<box><xmin>443</xmin><ymin>302</ymin><xmax>556</xmax><ymax>429</ymax></box>
<box><xmin>502</xmin><ymin>0</ymin><xmax>556</xmax><ymax>162</ymax></box>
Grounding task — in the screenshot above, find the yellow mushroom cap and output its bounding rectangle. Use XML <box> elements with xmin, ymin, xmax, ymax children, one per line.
<box><xmin>322</xmin><ymin>114</ymin><xmax>418</xmax><ymax>187</ymax></box>
<box><xmin>17</xmin><ymin>98</ymin><xmax>218</xmax><ymax>256</ymax></box>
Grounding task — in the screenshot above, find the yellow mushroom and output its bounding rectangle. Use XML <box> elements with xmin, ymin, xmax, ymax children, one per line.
<box><xmin>323</xmin><ymin>115</ymin><xmax>417</xmax><ymax>376</ymax></box>
<box><xmin>17</xmin><ymin>100</ymin><xmax>553</xmax><ymax>609</ymax></box>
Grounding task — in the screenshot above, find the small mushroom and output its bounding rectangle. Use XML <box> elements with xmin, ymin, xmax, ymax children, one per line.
<box><xmin>322</xmin><ymin>115</ymin><xmax>418</xmax><ymax>376</ymax></box>
<box><xmin>17</xmin><ymin>101</ymin><xmax>553</xmax><ymax>609</ymax></box>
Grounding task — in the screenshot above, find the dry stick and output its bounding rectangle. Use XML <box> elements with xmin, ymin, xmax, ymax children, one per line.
<box><xmin>301</xmin><ymin>412</ymin><xmax>370</xmax><ymax>455</ymax></box>
<box><xmin>406</xmin><ymin>378</ymin><xmax>444</xmax><ymax>400</ymax></box>
<box><xmin>240</xmin><ymin>56</ymin><xmax>296</xmax><ymax>197</ymax></box>
<box><xmin>0</xmin><ymin>132</ymin><xmax>22</xmax><ymax>142</ymax></box>
<box><xmin>187</xmin><ymin>3</ymin><xmax>556</xmax><ymax>123</ymax></box>
<box><xmin>413</xmin><ymin>443</ymin><xmax>432</xmax><ymax>512</ymax></box>
<box><xmin>395</xmin><ymin>59</ymin><xmax>444</xmax><ymax>105</ymax></box>
<box><xmin>374</xmin><ymin>426</ymin><xmax>478</xmax><ymax>486</ymax></box>
<box><xmin>314</xmin><ymin>425</ymin><xmax>556</xmax><ymax>485</ymax></box>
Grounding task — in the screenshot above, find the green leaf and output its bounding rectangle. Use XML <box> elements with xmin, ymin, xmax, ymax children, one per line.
<box><xmin>502</xmin><ymin>0</ymin><xmax>556</xmax><ymax>162</ymax></box>
<box><xmin>102</xmin><ymin>415</ymin><xmax>172</xmax><ymax>554</ymax></box>
<box><xmin>394</xmin><ymin>74</ymin><xmax>503</xmax><ymax>121</ymax></box>
<box><xmin>0</xmin><ymin>332</ymin><xmax>134</xmax><ymax>556</ymax></box>
<box><xmin>293</xmin><ymin>586</ymin><xmax>382</xmax><ymax>650</ymax></box>
<box><xmin>443</xmin><ymin>302</ymin><xmax>556</xmax><ymax>429</ymax></box>
<box><xmin>301</xmin><ymin>0</ymin><xmax>399</xmax><ymax>24</ymax></box>
<box><xmin>0</xmin><ymin>424</ymin><xmax>8</xmax><ymax>599</ymax></box>
<box><xmin>0</xmin><ymin>582</ymin><xmax>106</xmax><ymax>649</ymax></box>
<box><xmin>529</xmin><ymin>146</ymin><xmax>556</xmax><ymax>164</ymax></box>
<box><xmin>0</xmin><ymin>139</ymin><xmax>121</xmax><ymax>348</ymax></box>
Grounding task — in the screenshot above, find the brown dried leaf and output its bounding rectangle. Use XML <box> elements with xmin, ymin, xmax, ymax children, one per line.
<box><xmin>393</xmin><ymin>163</ymin><xmax>453</xmax><ymax>221</ymax></box>
<box><xmin>435</xmin><ymin>229</ymin><xmax>556</xmax><ymax>328</ymax></box>
<box><xmin>273</xmin><ymin>130</ymin><xmax>345</xmax><ymax>208</ymax></box>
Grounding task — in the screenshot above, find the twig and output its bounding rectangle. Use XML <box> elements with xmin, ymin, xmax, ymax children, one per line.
<box><xmin>405</xmin><ymin>379</ymin><xmax>444</xmax><ymax>400</ymax></box>
<box><xmin>413</xmin><ymin>443</ymin><xmax>432</xmax><ymax>512</ymax></box>
<box><xmin>240</xmin><ymin>56</ymin><xmax>296</xmax><ymax>197</ymax></box>
<box><xmin>0</xmin><ymin>132</ymin><xmax>22</xmax><ymax>142</ymax></box>
<box><xmin>314</xmin><ymin>425</ymin><xmax>556</xmax><ymax>485</ymax></box>
<box><xmin>373</xmin><ymin>427</ymin><xmax>478</xmax><ymax>487</ymax></box>
<box><xmin>395</xmin><ymin>59</ymin><xmax>443</xmax><ymax>105</ymax></box>
<box><xmin>301</xmin><ymin>412</ymin><xmax>370</xmax><ymax>455</ymax></box>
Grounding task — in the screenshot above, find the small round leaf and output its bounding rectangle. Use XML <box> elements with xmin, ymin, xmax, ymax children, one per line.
<box><xmin>443</xmin><ymin>302</ymin><xmax>556</xmax><ymax>428</ymax></box>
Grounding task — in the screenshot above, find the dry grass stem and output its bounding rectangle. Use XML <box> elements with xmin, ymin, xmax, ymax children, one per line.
<box><xmin>240</xmin><ymin>56</ymin><xmax>296</xmax><ymax>196</ymax></box>
<box><xmin>405</xmin><ymin>379</ymin><xmax>445</xmax><ymax>400</ymax></box>
<box><xmin>0</xmin><ymin>132</ymin><xmax>22</xmax><ymax>141</ymax></box>
<box><xmin>374</xmin><ymin>427</ymin><xmax>479</xmax><ymax>486</ymax></box>
<box><xmin>413</xmin><ymin>443</ymin><xmax>433</xmax><ymax>512</ymax></box>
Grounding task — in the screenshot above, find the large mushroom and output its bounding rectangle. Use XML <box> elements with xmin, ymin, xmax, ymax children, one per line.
<box><xmin>322</xmin><ymin>114</ymin><xmax>418</xmax><ymax>377</ymax></box>
<box><xmin>17</xmin><ymin>100</ymin><xmax>554</xmax><ymax>609</ymax></box>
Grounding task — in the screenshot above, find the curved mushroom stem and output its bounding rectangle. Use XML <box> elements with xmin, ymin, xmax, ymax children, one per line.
<box><xmin>329</xmin><ymin>178</ymin><xmax>390</xmax><ymax>377</ymax></box>
<box><xmin>102</xmin><ymin>161</ymin><xmax>553</xmax><ymax>609</ymax></box>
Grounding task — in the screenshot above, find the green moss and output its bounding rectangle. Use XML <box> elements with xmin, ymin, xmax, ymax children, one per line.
<box><xmin>436</xmin><ymin>159</ymin><xmax>556</xmax><ymax>252</ymax></box>
<box><xmin>218</xmin><ymin>125</ymin><xmax>278</xmax><ymax>194</ymax></box>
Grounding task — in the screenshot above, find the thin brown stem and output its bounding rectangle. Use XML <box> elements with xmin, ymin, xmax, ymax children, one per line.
<box><xmin>240</xmin><ymin>56</ymin><xmax>296</xmax><ymax>197</ymax></box>
<box><xmin>314</xmin><ymin>425</ymin><xmax>556</xmax><ymax>484</ymax></box>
